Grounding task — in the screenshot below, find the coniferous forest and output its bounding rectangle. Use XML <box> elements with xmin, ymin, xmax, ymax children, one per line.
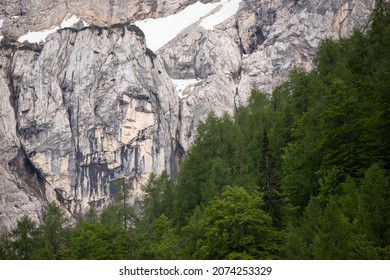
<box><xmin>1</xmin><ymin>4</ymin><xmax>389</xmax><ymax>260</ymax></box>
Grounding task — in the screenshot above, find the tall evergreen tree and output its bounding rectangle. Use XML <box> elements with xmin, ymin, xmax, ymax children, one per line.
<box><xmin>260</xmin><ymin>128</ymin><xmax>282</xmax><ymax>228</ymax></box>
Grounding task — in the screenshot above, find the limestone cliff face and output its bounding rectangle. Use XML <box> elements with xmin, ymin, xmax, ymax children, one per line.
<box><xmin>1</xmin><ymin>24</ymin><xmax>179</xmax><ymax>226</ymax></box>
<box><xmin>0</xmin><ymin>49</ymin><xmax>47</xmax><ymax>229</ymax></box>
<box><xmin>0</xmin><ymin>0</ymin><xmax>376</xmax><ymax>228</ymax></box>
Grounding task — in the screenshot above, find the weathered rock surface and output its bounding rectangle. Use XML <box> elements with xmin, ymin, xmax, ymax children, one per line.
<box><xmin>159</xmin><ymin>25</ymin><xmax>242</xmax><ymax>149</ymax></box>
<box><xmin>1</xmin><ymin>24</ymin><xmax>179</xmax><ymax>226</ymax></box>
<box><xmin>237</xmin><ymin>0</ymin><xmax>374</xmax><ymax>94</ymax></box>
<box><xmin>0</xmin><ymin>49</ymin><xmax>47</xmax><ymax>229</ymax></box>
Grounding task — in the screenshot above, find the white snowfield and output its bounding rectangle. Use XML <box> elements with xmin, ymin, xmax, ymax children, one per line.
<box><xmin>199</xmin><ymin>0</ymin><xmax>242</xmax><ymax>30</ymax></box>
<box><xmin>135</xmin><ymin>0</ymin><xmax>242</xmax><ymax>52</ymax></box>
<box><xmin>17</xmin><ymin>14</ymin><xmax>88</xmax><ymax>44</ymax></box>
<box><xmin>16</xmin><ymin>0</ymin><xmax>241</xmax><ymax>48</ymax></box>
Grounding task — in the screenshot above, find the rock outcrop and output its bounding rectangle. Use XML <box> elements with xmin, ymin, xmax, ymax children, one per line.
<box><xmin>236</xmin><ymin>0</ymin><xmax>374</xmax><ymax>94</ymax></box>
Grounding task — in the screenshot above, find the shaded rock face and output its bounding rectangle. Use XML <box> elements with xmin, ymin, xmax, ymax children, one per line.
<box><xmin>1</xmin><ymin>25</ymin><xmax>178</xmax><ymax>226</ymax></box>
<box><xmin>0</xmin><ymin>0</ymin><xmax>376</xmax><ymax>228</ymax></box>
<box><xmin>0</xmin><ymin>49</ymin><xmax>47</xmax><ymax>229</ymax></box>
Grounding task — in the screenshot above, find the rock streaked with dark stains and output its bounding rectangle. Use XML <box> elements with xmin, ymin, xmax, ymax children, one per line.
<box><xmin>0</xmin><ymin>49</ymin><xmax>47</xmax><ymax>230</ymax></box>
<box><xmin>9</xmin><ymin>23</ymin><xmax>179</xmax><ymax>218</ymax></box>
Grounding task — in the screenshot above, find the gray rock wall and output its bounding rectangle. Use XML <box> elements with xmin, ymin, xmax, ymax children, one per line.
<box><xmin>0</xmin><ymin>49</ymin><xmax>47</xmax><ymax>229</ymax></box>
<box><xmin>1</xmin><ymin>24</ymin><xmax>179</xmax><ymax>227</ymax></box>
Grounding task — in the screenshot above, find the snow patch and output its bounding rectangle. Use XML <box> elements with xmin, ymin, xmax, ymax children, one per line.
<box><xmin>135</xmin><ymin>0</ymin><xmax>242</xmax><ymax>52</ymax></box>
<box><xmin>172</xmin><ymin>78</ymin><xmax>199</xmax><ymax>98</ymax></box>
<box><xmin>0</xmin><ymin>19</ymin><xmax>4</xmax><ymax>29</ymax></box>
<box><xmin>135</xmin><ymin>2</ymin><xmax>219</xmax><ymax>52</ymax></box>
<box><xmin>17</xmin><ymin>13</ymin><xmax>88</xmax><ymax>43</ymax></box>
<box><xmin>200</xmin><ymin>0</ymin><xmax>242</xmax><ymax>29</ymax></box>
<box><xmin>18</xmin><ymin>28</ymin><xmax>58</xmax><ymax>44</ymax></box>
<box><xmin>81</xmin><ymin>20</ymin><xmax>90</xmax><ymax>27</ymax></box>
<box><xmin>60</xmin><ymin>14</ymin><xmax>81</xmax><ymax>28</ymax></box>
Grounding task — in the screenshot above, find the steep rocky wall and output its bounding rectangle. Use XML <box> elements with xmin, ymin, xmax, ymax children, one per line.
<box><xmin>0</xmin><ymin>48</ymin><xmax>47</xmax><ymax>229</ymax></box>
<box><xmin>1</xmin><ymin>24</ymin><xmax>179</xmax><ymax>226</ymax></box>
<box><xmin>237</xmin><ymin>0</ymin><xmax>375</xmax><ymax>94</ymax></box>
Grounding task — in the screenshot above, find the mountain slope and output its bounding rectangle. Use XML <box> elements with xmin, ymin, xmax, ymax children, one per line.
<box><xmin>0</xmin><ymin>0</ymin><xmax>376</xmax><ymax>228</ymax></box>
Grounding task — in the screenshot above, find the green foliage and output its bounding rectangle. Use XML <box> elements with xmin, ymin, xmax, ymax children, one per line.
<box><xmin>174</xmin><ymin>112</ymin><xmax>235</xmax><ymax>224</ymax></box>
<box><xmin>312</xmin><ymin>198</ymin><xmax>358</xmax><ymax>259</ymax></box>
<box><xmin>359</xmin><ymin>164</ymin><xmax>390</xmax><ymax>247</ymax></box>
<box><xmin>110</xmin><ymin>177</ymin><xmax>138</xmax><ymax>230</ymax></box>
<box><xmin>57</xmin><ymin>221</ymin><xmax>135</xmax><ymax>259</ymax></box>
<box><xmin>152</xmin><ymin>215</ymin><xmax>183</xmax><ymax>259</ymax></box>
<box><xmin>193</xmin><ymin>187</ymin><xmax>282</xmax><ymax>259</ymax></box>
<box><xmin>41</xmin><ymin>203</ymin><xmax>67</xmax><ymax>259</ymax></box>
<box><xmin>142</xmin><ymin>171</ymin><xmax>175</xmax><ymax>228</ymax></box>
<box><xmin>9</xmin><ymin>216</ymin><xmax>42</xmax><ymax>259</ymax></box>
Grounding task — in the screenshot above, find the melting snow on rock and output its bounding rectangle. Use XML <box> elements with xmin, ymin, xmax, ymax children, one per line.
<box><xmin>18</xmin><ymin>13</ymin><xmax>89</xmax><ymax>43</ymax></box>
<box><xmin>135</xmin><ymin>0</ymin><xmax>242</xmax><ymax>52</ymax></box>
<box><xmin>171</xmin><ymin>79</ymin><xmax>200</xmax><ymax>98</ymax></box>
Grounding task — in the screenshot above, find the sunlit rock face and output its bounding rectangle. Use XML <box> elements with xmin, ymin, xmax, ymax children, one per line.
<box><xmin>0</xmin><ymin>0</ymin><xmax>375</xmax><ymax>228</ymax></box>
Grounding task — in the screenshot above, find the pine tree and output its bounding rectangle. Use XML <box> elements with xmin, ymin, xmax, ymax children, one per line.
<box><xmin>41</xmin><ymin>203</ymin><xmax>67</xmax><ymax>259</ymax></box>
<box><xmin>10</xmin><ymin>216</ymin><xmax>42</xmax><ymax>259</ymax></box>
<box><xmin>260</xmin><ymin>128</ymin><xmax>282</xmax><ymax>228</ymax></box>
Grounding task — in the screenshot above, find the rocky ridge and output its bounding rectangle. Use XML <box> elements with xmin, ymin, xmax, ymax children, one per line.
<box><xmin>0</xmin><ymin>0</ymin><xmax>218</xmax><ymax>38</ymax></box>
